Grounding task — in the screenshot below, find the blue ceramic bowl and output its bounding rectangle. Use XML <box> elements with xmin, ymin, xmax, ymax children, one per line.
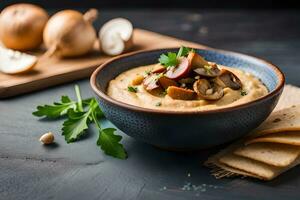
<box><xmin>90</xmin><ymin>48</ymin><xmax>284</xmax><ymax>150</ymax></box>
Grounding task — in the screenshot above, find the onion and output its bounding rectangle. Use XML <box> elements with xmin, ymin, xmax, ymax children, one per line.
<box><xmin>43</xmin><ymin>9</ymin><xmax>98</xmax><ymax>58</ymax></box>
<box><xmin>0</xmin><ymin>4</ymin><xmax>49</xmax><ymax>51</ymax></box>
<box><xmin>99</xmin><ymin>18</ymin><xmax>133</xmax><ymax>56</ymax></box>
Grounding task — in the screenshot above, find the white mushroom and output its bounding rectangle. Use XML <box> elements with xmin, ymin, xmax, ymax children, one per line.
<box><xmin>99</xmin><ymin>18</ymin><xmax>133</xmax><ymax>56</ymax></box>
<box><xmin>0</xmin><ymin>46</ymin><xmax>37</xmax><ymax>74</ymax></box>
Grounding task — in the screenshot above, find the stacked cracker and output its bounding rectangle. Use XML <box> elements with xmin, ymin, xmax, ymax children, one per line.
<box><xmin>205</xmin><ymin>85</ymin><xmax>300</xmax><ymax>180</ymax></box>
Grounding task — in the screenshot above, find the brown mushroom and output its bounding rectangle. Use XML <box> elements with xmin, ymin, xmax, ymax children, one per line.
<box><xmin>188</xmin><ymin>52</ymin><xmax>221</xmax><ymax>77</ymax></box>
<box><xmin>167</xmin><ymin>86</ymin><xmax>196</xmax><ymax>100</ymax></box>
<box><xmin>158</xmin><ymin>76</ymin><xmax>178</xmax><ymax>89</ymax></box>
<box><xmin>165</xmin><ymin>57</ymin><xmax>191</xmax><ymax>80</ymax></box>
<box><xmin>193</xmin><ymin>63</ymin><xmax>221</xmax><ymax>77</ymax></box>
<box><xmin>215</xmin><ymin>69</ymin><xmax>242</xmax><ymax>90</ymax></box>
<box><xmin>193</xmin><ymin>79</ymin><xmax>224</xmax><ymax>100</ymax></box>
<box><xmin>188</xmin><ymin>52</ymin><xmax>209</xmax><ymax>67</ymax></box>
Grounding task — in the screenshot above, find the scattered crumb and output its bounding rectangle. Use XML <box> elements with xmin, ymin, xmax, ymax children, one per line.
<box><xmin>272</xmin><ymin>118</ymin><xmax>281</xmax><ymax>123</ymax></box>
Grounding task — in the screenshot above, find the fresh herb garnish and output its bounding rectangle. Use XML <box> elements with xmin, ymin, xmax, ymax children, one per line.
<box><xmin>241</xmin><ymin>90</ymin><xmax>247</xmax><ymax>96</ymax></box>
<box><xmin>128</xmin><ymin>86</ymin><xmax>138</xmax><ymax>93</ymax></box>
<box><xmin>155</xmin><ymin>102</ymin><xmax>162</xmax><ymax>107</ymax></box>
<box><xmin>144</xmin><ymin>69</ymin><xmax>151</xmax><ymax>75</ymax></box>
<box><xmin>159</xmin><ymin>52</ymin><xmax>178</xmax><ymax>67</ymax></box>
<box><xmin>203</xmin><ymin>65</ymin><xmax>212</xmax><ymax>75</ymax></box>
<box><xmin>33</xmin><ymin>85</ymin><xmax>127</xmax><ymax>159</ymax></box>
<box><xmin>159</xmin><ymin>46</ymin><xmax>193</xmax><ymax>67</ymax></box>
<box><xmin>177</xmin><ymin>46</ymin><xmax>193</xmax><ymax>58</ymax></box>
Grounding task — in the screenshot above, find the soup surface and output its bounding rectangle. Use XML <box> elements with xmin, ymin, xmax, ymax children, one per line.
<box><xmin>107</xmin><ymin>64</ymin><xmax>268</xmax><ymax>111</ymax></box>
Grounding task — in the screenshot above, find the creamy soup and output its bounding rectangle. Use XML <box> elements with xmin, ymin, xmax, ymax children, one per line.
<box><xmin>107</xmin><ymin>64</ymin><xmax>268</xmax><ymax>111</ymax></box>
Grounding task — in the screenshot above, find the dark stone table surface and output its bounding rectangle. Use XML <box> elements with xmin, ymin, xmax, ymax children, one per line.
<box><xmin>1</xmin><ymin>9</ymin><xmax>300</xmax><ymax>200</ymax></box>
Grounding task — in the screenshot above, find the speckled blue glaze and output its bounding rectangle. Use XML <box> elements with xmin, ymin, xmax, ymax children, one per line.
<box><xmin>91</xmin><ymin>48</ymin><xmax>284</xmax><ymax>150</ymax></box>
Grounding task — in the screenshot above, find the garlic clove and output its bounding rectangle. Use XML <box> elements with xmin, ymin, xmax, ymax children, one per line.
<box><xmin>0</xmin><ymin>46</ymin><xmax>37</xmax><ymax>74</ymax></box>
<box><xmin>99</xmin><ymin>18</ymin><xmax>133</xmax><ymax>56</ymax></box>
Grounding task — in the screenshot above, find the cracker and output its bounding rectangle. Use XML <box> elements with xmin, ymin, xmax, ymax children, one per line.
<box><xmin>246</xmin><ymin>132</ymin><xmax>300</xmax><ymax>146</ymax></box>
<box><xmin>234</xmin><ymin>143</ymin><xmax>300</xmax><ymax>167</ymax></box>
<box><xmin>252</xmin><ymin>104</ymin><xmax>300</xmax><ymax>137</ymax></box>
<box><xmin>219</xmin><ymin>154</ymin><xmax>283</xmax><ymax>180</ymax></box>
<box><xmin>274</xmin><ymin>85</ymin><xmax>300</xmax><ymax>111</ymax></box>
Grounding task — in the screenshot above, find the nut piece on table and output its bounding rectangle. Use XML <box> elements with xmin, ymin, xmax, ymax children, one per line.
<box><xmin>39</xmin><ymin>132</ymin><xmax>55</xmax><ymax>145</ymax></box>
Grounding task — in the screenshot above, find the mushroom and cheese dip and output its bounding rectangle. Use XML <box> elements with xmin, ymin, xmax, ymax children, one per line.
<box><xmin>107</xmin><ymin>47</ymin><xmax>268</xmax><ymax>111</ymax></box>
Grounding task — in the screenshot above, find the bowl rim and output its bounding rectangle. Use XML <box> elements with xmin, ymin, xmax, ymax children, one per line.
<box><xmin>90</xmin><ymin>47</ymin><xmax>285</xmax><ymax>115</ymax></box>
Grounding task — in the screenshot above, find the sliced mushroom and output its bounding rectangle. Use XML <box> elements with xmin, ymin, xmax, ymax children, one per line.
<box><xmin>167</xmin><ymin>86</ymin><xmax>196</xmax><ymax>100</ymax></box>
<box><xmin>193</xmin><ymin>79</ymin><xmax>224</xmax><ymax>100</ymax></box>
<box><xmin>188</xmin><ymin>52</ymin><xmax>221</xmax><ymax>77</ymax></box>
<box><xmin>151</xmin><ymin>64</ymin><xmax>166</xmax><ymax>73</ymax></box>
<box><xmin>158</xmin><ymin>76</ymin><xmax>178</xmax><ymax>89</ymax></box>
<box><xmin>193</xmin><ymin>63</ymin><xmax>221</xmax><ymax>77</ymax></box>
<box><xmin>143</xmin><ymin>74</ymin><xmax>161</xmax><ymax>91</ymax></box>
<box><xmin>165</xmin><ymin>57</ymin><xmax>191</xmax><ymax>80</ymax></box>
<box><xmin>215</xmin><ymin>69</ymin><xmax>242</xmax><ymax>90</ymax></box>
<box><xmin>188</xmin><ymin>51</ymin><xmax>209</xmax><ymax>68</ymax></box>
<box><xmin>178</xmin><ymin>77</ymin><xmax>195</xmax><ymax>84</ymax></box>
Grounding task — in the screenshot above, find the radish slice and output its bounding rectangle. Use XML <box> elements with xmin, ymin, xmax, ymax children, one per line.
<box><xmin>165</xmin><ymin>57</ymin><xmax>191</xmax><ymax>80</ymax></box>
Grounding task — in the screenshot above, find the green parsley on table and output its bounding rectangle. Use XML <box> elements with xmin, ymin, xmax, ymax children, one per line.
<box><xmin>127</xmin><ymin>86</ymin><xmax>138</xmax><ymax>93</ymax></box>
<box><xmin>33</xmin><ymin>85</ymin><xmax>127</xmax><ymax>159</ymax></box>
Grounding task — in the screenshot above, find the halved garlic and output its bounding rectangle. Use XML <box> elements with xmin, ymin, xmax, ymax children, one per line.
<box><xmin>0</xmin><ymin>46</ymin><xmax>37</xmax><ymax>74</ymax></box>
<box><xmin>99</xmin><ymin>18</ymin><xmax>133</xmax><ymax>56</ymax></box>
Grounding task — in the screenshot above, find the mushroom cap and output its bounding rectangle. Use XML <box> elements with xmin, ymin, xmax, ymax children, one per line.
<box><xmin>193</xmin><ymin>79</ymin><xmax>224</xmax><ymax>100</ymax></box>
<box><xmin>215</xmin><ymin>69</ymin><xmax>242</xmax><ymax>90</ymax></box>
<box><xmin>99</xmin><ymin>18</ymin><xmax>133</xmax><ymax>56</ymax></box>
<box><xmin>193</xmin><ymin>63</ymin><xmax>221</xmax><ymax>77</ymax></box>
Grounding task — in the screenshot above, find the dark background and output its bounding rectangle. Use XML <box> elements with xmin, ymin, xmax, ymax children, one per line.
<box><xmin>1</xmin><ymin>0</ymin><xmax>300</xmax><ymax>9</ymax></box>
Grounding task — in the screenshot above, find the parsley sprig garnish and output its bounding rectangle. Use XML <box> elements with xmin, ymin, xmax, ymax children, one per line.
<box><xmin>158</xmin><ymin>46</ymin><xmax>194</xmax><ymax>67</ymax></box>
<box><xmin>33</xmin><ymin>85</ymin><xmax>127</xmax><ymax>159</ymax></box>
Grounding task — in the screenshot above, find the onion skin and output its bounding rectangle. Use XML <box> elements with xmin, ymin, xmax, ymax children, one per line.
<box><xmin>0</xmin><ymin>4</ymin><xmax>48</xmax><ymax>51</ymax></box>
<box><xmin>43</xmin><ymin>10</ymin><xmax>97</xmax><ymax>58</ymax></box>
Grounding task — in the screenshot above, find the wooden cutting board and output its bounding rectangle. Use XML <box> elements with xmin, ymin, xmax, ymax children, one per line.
<box><xmin>0</xmin><ymin>28</ymin><xmax>207</xmax><ymax>98</ymax></box>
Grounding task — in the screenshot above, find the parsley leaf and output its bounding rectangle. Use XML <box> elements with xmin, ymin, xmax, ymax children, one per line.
<box><xmin>128</xmin><ymin>86</ymin><xmax>138</xmax><ymax>93</ymax></box>
<box><xmin>97</xmin><ymin>128</ymin><xmax>127</xmax><ymax>159</ymax></box>
<box><xmin>62</xmin><ymin>109</ymin><xmax>91</xmax><ymax>143</ymax></box>
<box><xmin>177</xmin><ymin>46</ymin><xmax>193</xmax><ymax>58</ymax></box>
<box><xmin>158</xmin><ymin>52</ymin><xmax>178</xmax><ymax>67</ymax></box>
<box><xmin>32</xmin><ymin>96</ymin><xmax>77</xmax><ymax>118</ymax></box>
<box><xmin>241</xmin><ymin>90</ymin><xmax>248</xmax><ymax>96</ymax></box>
<box><xmin>33</xmin><ymin>85</ymin><xmax>127</xmax><ymax>159</ymax></box>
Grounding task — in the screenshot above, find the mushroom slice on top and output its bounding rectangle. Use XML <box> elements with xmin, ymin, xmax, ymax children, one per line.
<box><xmin>193</xmin><ymin>79</ymin><xmax>224</xmax><ymax>100</ymax></box>
<box><xmin>187</xmin><ymin>52</ymin><xmax>221</xmax><ymax>77</ymax></box>
<box><xmin>167</xmin><ymin>86</ymin><xmax>196</xmax><ymax>100</ymax></box>
<box><xmin>158</xmin><ymin>76</ymin><xmax>178</xmax><ymax>89</ymax></box>
<box><xmin>215</xmin><ymin>69</ymin><xmax>242</xmax><ymax>90</ymax></box>
<box><xmin>193</xmin><ymin>63</ymin><xmax>221</xmax><ymax>78</ymax></box>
